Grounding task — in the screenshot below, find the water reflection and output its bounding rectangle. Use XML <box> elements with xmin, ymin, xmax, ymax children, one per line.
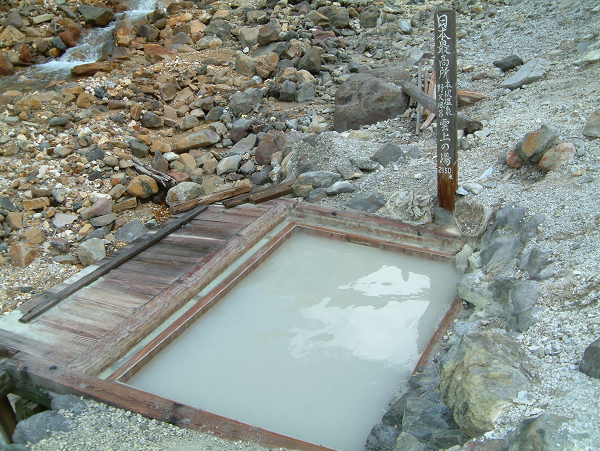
<box><xmin>339</xmin><ymin>264</ymin><xmax>430</xmax><ymax>297</ymax></box>
<box><xmin>289</xmin><ymin>296</ymin><xmax>428</xmax><ymax>366</ymax></box>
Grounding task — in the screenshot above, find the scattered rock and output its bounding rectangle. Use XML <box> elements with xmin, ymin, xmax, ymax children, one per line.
<box><xmin>12</xmin><ymin>411</ymin><xmax>72</xmax><ymax>445</ymax></box>
<box><xmin>114</xmin><ymin>220</ymin><xmax>148</xmax><ymax>242</ymax></box>
<box><xmin>347</xmin><ymin>192</ymin><xmax>386</xmax><ymax>213</ymax></box>
<box><xmin>583</xmin><ymin>109</ymin><xmax>600</xmax><ymax>138</ymax></box>
<box><xmin>503</xmin><ymin>413</ymin><xmax>571</xmax><ymax>451</ymax></box>
<box><xmin>77</xmin><ymin>238</ymin><xmax>106</xmax><ymax>266</ymax></box>
<box><xmin>165</xmin><ymin>182</ymin><xmax>204</xmax><ymax>206</ymax></box>
<box><xmin>500</xmin><ymin>57</ymin><xmax>551</xmax><ymax>90</ymax></box>
<box><xmin>580</xmin><ymin>337</ymin><xmax>600</xmax><ymax>379</ymax></box>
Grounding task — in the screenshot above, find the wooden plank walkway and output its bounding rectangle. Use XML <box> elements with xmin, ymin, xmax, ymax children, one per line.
<box><xmin>1</xmin><ymin>203</ymin><xmax>273</xmax><ymax>371</ymax></box>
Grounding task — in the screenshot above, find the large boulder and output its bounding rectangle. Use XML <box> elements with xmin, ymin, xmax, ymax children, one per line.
<box><xmin>334</xmin><ymin>72</ymin><xmax>410</xmax><ymax>132</ymax></box>
<box><xmin>440</xmin><ymin>332</ymin><xmax>533</xmax><ymax>436</ymax></box>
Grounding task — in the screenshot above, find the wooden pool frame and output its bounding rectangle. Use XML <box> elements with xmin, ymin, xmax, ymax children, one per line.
<box><xmin>0</xmin><ymin>200</ymin><xmax>462</xmax><ymax>450</ymax></box>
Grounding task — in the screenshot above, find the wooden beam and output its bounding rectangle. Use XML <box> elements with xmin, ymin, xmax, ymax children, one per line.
<box><xmin>171</xmin><ymin>180</ymin><xmax>253</xmax><ymax>214</ymax></box>
<box><xmin>0</xmin><ymin>365</ymin><xmax>16</xmax><ymax>443</ymax></box>
<box><xmin>4</xmin><ymin>353</ymin><xmax>334</xmax><ymax>451</ymax></box>
<box><xmin>67</xmin><ymin>203</ymin><xmax>288</xmax><ymax>376</ymax></box>
<box><xmin>19</xmin><ymin>205</ymin><xmax>209</xmax><ymax>323</ymax></box>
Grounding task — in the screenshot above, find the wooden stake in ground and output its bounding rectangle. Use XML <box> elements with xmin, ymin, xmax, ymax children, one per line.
<box><xmin>434</xmin><ymin>9</ymin><xmax>458</xmax><ymax>212</ymax></box>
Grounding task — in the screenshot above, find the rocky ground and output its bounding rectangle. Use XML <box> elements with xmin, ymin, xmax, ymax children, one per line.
<box><xmin>1</xmin><ymin>0</ymin><xmax>600</xmax><ymax>449</ymax></box>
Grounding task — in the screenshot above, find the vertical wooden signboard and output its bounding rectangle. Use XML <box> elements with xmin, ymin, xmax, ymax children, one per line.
<box><xmin>434</xmin><ymin>9</ymin><xmax>458</xmax><ymax>212</ymax></box>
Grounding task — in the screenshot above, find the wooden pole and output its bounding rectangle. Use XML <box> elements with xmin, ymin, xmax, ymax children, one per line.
<box><xmin>434</xmin><ymin>9</ymin><xmax>458</xmax><ymax>212</ymax></box>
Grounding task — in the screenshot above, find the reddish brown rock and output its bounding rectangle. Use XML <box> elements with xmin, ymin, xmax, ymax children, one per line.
<box><xmin>254</xmin><ymin>130</ymin><xmax>288</xmax><ymax>165</ymax></box>
<box><xmin>17</xmin><ymin>44</ymin><xmax>32</xmax><ymax>64</ymax></box>
<box><xmin>22</xmin><ymin>197</ymin><xmax>49</xmax><ymax>211</ymax></box>
<box><xmin>0</xmin><ymin>53</ymin><xmax>15</xmax><ymax>75</ymax></box>
<box><xmin>506</xmin><ymin>148</ymin><xmax>525</xmax><ymax>169</ymax></box>
<box><xmin>58</xmin><ymin>30</ymin><xmax>77</xmax><ymax>48</ymax></box>
<box><xmin>9</xmin><ymin>243</ymin><xmax>41</xmax><ymax>267</ymax></box>
<box><xmin>143</xmin><ymin>44</ymin><xmax>176</xmax><ymax>63</ymax></box>
<box><xmin>71</xmin><ymin>62</ymin><xmax>116</xmax><ymax>76</ymax></box>
<box><xmin>22</xmin><ymin>227</ymin><xmax>46</xmax><ymax>245</ymax></box>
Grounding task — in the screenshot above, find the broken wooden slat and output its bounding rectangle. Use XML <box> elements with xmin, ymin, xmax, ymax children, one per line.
<box><xmin>401</xmin><ymin>82</ymin><xmax>483</xmax><ymax>134</ymax></box>
<box><xmin>222</xmin><ymin>180</ymin><xmax>296</xmax><ymax>208</ymax></box>
<box><xmin>170</xmin><ymin>180</ymin><xmax>253</xmax><ymax>214</ymax></box>
<box><xmin>67</xmin><ymin>203</ymin><xmax>287</xmax><ymax>376</ymax></box>
<box><xmin>222</xmin><ymin>191</ymin><xmax>254</xmax><ymax>208</ymax></box>
<box><xmin>132</xmin><ymin>156</ymin><xmax>176</xmax><ymax>188</ymax></box>
<box><xmin>249</xmin><ymin>179</ymin><xmax>296</xmax><ymax>204</ymax></box>
<box><xmin>457</xmin><ymin>89</ymin><xmax>489</xmax><ymax>106</ymax></box>
<box><xmin>19</xmin><ymin>205</ymin><xmax>209</xmax><ymax>323</ymax></box>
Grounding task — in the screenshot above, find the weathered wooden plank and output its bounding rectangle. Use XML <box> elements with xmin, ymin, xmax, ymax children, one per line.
<box><xmin>0</xmin><ymin>328</ymin><xmax>82</xmax><ymax>363</ymax></box>
<box><xmin>67</xmin><ymin>203</ymin><xmax>288</xmax><ymax>376</ymax></box>
<box><xmin>171</xmin><ymin>181</ymin><xmax>253</xmax><ymax>214</ymax></box>
<box><xmin>249</xmin><ymin>179</ymin><xmax>295</xmax><ymax>204</ymax></box>
<box><xmin>19</xmin><ymin>205</ymin><xmax>209</xmax><ymax>323</ymax></box>
<box><xmin>222</xmin><ymin>181</ymin><xmax>296</xmax><ymax>208</ymax></box>
<box><xmin>4</xmin><ymin>354</ymin><xmax>334</xmax><ymax>451</ymax></box>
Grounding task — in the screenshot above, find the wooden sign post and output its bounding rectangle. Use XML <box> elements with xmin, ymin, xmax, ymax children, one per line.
<box><xmin>434</xmin><ymin>9</ymin><xmax>458</xmax><ymax>212</ymax></box>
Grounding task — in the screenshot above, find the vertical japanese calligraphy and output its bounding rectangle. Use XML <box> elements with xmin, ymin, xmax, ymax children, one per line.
<box><xmin>434</xmin><ymin>9</ymin><xmax>457</xmax><ymax>212</ymax></box>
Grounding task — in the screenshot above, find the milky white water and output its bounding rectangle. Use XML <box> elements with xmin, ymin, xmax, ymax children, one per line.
<box><xmin>127</xmin><ymin>233</ymin><xmax>458</xmax><ymax>450</ymax></box>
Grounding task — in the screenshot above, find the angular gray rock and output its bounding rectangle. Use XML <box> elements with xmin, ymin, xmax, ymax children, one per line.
<box><xmin>229</xmin><ymin>88</ymin><xmax>264</xmax><ymax>116</ymax></box>
<box><xmin>12</xmin><ymin>411</ymin><xmax>72</xmax><ymax>445</ymax></box>
<box><xmin>51</xmin><ymin>395</ymin><xmax>88</xmax><ymax>415</ymax></box>
<box><xmin>115</xmin><ymin>220</ymin><xmax>148</xmax><ymax>243</ymax></box>
<box><xmin>325</xmin><ymin>181</ymin><xmax>356</xmax><ymax>195</ymax></box>
<box><xmin>77</xmin><ymin>5</ymin><xmax>115</xmax><ymax>27</ymax></box>
<box><xmin>493</xmin><ymin>55</ymin><xmax>524</xmax><ymax>72</ymax></box>
<box><xmin>295</xmin><ymin>171</ymin><xmax>341</xmax><ymax>189</ymax></box>
<box><xmin>583</xmin><ymin>109</ymin><xmax>600</xmax><ymax>138</ymax></box>
<box><xmin>296</xmin><ymin>82</ymin><xmax>316</xmax><ymax>103</ymax></box>
<box><xmin>297</xmin><ymin>47</ymin><xmax>321</xmax><ymax>75</ymax></box>
<box><xmin>580</xmin><ymin>337</ymin><xmax>600</xmax><ymax>379</ymax></box>
<box><xmin>347</xmin><ymin>192</ymin><xmax>386</xmax><ymax>213</ymax></box>
<box><xmin>371</xmin><ymin>143</ymin><xmax>407</xmax><ymax>167</ymax></box>
<box><xmin>216</xmin><ymin>155</ymin><xmax>242</xmax><ymax>175</ymax></box>
<box><xmin>500</xmin><ymin>57</ymin><xmax>551</xmax><ymax>90</ymax></box>
<box><xmin>77</xmin><ymin>238</ymin><xmax>106</xmax><ymax>266</ymax></box>
<box><xmin>279</xmin><ymin>80</ymin><xmax>296</xmax><ymax>102</ymax></box>
<box><xmin>508</xmin><ymin>280</ymin><xmax>541</xmax><ymax>315</ymax></box>
<box><xmin>365</xmin><ymin>424</ymin><xmax>400</xmax><ymax>450</ymax></box>
<box><xmin>457</xmin><ymin>270</ymin><xmax>494</xmax><ymax>310</ymax></box>
<box><xmin>334</xmin><ymin>72</ymin><xmax>410</xmax><ymax>132</ymax></box>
